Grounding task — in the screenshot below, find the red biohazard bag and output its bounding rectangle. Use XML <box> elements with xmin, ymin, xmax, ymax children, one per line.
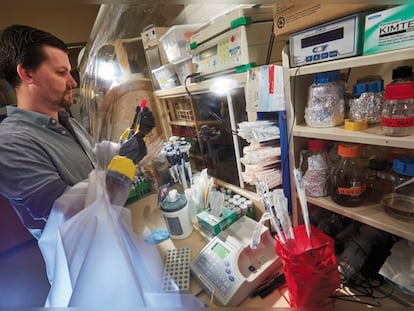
<box><xmin>275</xmin><ymin>224</ymin><xmax>340</xmax><ymax>307</ymax></box>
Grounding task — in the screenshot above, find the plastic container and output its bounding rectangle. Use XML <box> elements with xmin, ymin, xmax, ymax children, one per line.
<box><xmin>347</xmin><ymin>80</ymin><xmax>384</xmax><ymax>124</ymax></box>
<box><xmin>330</xmin><ymin>144</ymin><xmax>367</xmax><ymax>207</ymax></box>
<box><xmin>173</xmin><ymin>56</ymin><xmax>193</xmax><ymax>86</ymax></box>
<box><xmin>159</xmin><ymin>24</ymin><xmax>203</xmax><ymax>63</ymax></box>
<box><xmin>299</xmin><ymin>139</ymin><xmax>330</xmax><ymax>197</ymax></box>
<box><xmin>381</xmin><ymin>157</ymin><xmax>414</xmax><ymax>222</ymax></box>
<box><xmin>381</xmin><ymin>82</ymin><xmax>414</xmax><ymax>137</ymax></box>
<box><xmin>159</xmin><ymin>189</ymin><xmax>193</xmax><ymax>239</ymax></box>
<box><xmin>152</xmin><ymin>64</ymin><xmax>179</xmax><ymax>90</ymax></box>
<box><xmin>305</xmin><ymin>70</ymin><xmax>345</xmax><ymax>127</ymax></box>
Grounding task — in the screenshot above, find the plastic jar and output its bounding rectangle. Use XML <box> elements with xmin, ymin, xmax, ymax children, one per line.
<box><xmin>159</xmin><ymin>189</ymin><xmax>193</xmax><ymax>239</ymax></box>
<box><xmin>299</xmin><ymin>139</ymin><xmax>330</xmax><ymax>197</ymax></box>
<box><xmin>381</xmin><ymin>82</ymin><xmax>414</xmax><ymax>136</ymax></box>
<box><xmin>330</xmin><ymin>144</ymin><xmax>367</xmax><ymax>207</ymax></box>
<box><xmin>305</xmin><ymin>70</ymin><xmax>345</xmax><ymax>127</ymax></box>
<box><xmin>381</xmin><ymin>157</ymin><xmax>414</xmax><ymax>222</ymax></box>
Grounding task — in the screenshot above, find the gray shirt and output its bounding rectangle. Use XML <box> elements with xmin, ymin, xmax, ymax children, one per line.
<box><xmin>0</xmin><ymin>106</ymin><xmax>96</xmax><ymax>234</ymax></box>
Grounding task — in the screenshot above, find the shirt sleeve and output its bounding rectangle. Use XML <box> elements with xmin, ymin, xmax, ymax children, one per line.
<box><xmin>0</xmin><ymin>139</ymin><xmax>71</xmax><ymax>231</ymax></box>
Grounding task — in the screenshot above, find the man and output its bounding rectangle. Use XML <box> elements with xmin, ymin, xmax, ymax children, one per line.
<box><xmin>0</xmin><ymin>25</ymin><xmax>153</xmax><ymax>239</ymax></box>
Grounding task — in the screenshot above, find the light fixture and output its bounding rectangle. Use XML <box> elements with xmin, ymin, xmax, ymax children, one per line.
<box><xmin>97</xmin><ymin>60</ymin><xmax>118</xmax><ymax>81</ymax></box>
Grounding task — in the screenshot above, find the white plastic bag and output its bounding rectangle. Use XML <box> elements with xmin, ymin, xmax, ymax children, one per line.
<box><xmin>39</xmin><ymin>168</ymin><xmax>203</xmax><ymax>308</ymax></box>
<box><xmin>380</xmin><ymin>239</ymin><xmax>414</xmax><ymax>294</ymax></box>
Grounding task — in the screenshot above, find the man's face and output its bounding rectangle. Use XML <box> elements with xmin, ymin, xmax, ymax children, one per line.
<box><xmin>29</xmin><ymin>46</ymin><xmax>77</xmax><ymax>111</ymax></box>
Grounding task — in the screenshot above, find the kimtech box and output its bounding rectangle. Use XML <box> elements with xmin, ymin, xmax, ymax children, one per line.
<box><xmin>363</xmin><ymin>5</ymin><xmax>414</xmax><ymax>55</ymax></box>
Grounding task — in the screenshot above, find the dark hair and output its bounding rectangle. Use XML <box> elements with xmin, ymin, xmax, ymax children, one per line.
<box><xmin>0</xmin><ymin>24</ymin><xmax>68</xmax><ymax>88</ymax></box>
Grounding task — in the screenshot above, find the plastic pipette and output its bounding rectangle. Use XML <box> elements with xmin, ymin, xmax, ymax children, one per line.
<box><xmin>272</xmin><ymin>189</ymin><xmax>294</xmax><ymax>241</ymax></box>
<box><xmin>293</xmin><ymin>168</ymin><xmax>311</xmax><ymax>241</ymax></box>
<box><xmin>250</xmin><ymin>212</ymin><xmax>273</xmax><ymax>249</ymax></box>
<box><xmin>256</xmin><ymin>182</ymin><xmax>284</xmax><ymax>243</ymax></box>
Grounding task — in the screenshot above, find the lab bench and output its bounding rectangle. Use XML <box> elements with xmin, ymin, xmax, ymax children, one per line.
<box><xmin>127</xmin><ymin>192</ymin><xmax>412</xmax><ymax>309</ymax></box>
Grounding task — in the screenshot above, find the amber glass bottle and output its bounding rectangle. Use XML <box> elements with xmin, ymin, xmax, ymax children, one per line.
<box><xmin>330</xmin><ymin>144</ymin><xmax>367</xmax><ymax>207</ymax></box>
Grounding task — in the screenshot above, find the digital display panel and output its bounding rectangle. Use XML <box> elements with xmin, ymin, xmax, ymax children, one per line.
<box><xmin>200</xmin><ymin>45</ymin><xmax>217</xmax><ymax>60</ymax></box>
<box><xmin>212</xmin><ymin>242</ymin><xmax>230</xmax><ymax>260</ymax></box>
<box><xmin>301</xmin><ymin>28</ymin><xmax>344</xmax><ymax>49</ymax></box>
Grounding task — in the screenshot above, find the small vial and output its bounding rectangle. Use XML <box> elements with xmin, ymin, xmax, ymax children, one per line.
<box><xmin>240</xmin><ymin>204</ymin><xmax>248</xmax><ymax>215</ymax></box>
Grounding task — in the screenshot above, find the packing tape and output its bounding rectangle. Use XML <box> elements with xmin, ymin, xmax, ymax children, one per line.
<box><xmin>344</xmin><ymin>119</ymin><xmax>368</xmax><ymax>131</ymax></box>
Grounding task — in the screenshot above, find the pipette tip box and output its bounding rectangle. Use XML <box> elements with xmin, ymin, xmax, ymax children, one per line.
<box><xmin>197</xmin><ymin>208</ymin><xmax>237</xmax><ymax>238</ymax></box>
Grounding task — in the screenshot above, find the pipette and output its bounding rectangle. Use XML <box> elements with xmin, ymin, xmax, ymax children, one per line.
<box><xmin>272</xmin><ymin>189</ymin><xmax>294</xmax><ymax>241</ymax></box>
<box><xmin>256</xmin><ymin>182</ymin><xmax>283</xmax><ymax>241</ymax></box>
<box><xmin>179</xmin><ymin>138</ymin><xmax>192</xmax><ymax>186</ymax></box>
<box><xmin>119</xmin><ymin>98</ymin><xmax>147</xmax><ymax>143</ymax></box>
<box><xmin>293</xmin><ymin>168</ymin><xmax>311</xmax><ymax>241</ymax></box>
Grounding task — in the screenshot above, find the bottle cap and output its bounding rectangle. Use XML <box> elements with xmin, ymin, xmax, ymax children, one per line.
<box><xmin>392</xmin><ymin>66</ymin><xmax>412</xmax><ymax>80</ymax></box>
<box><xmin>384</xmin><ymin>83</ymin><xmax>414</xmax><ymax>100</ymax></box>
<box><xmin>367</xmin><ymin>80</ymin><xmax>383</xmax><ymax>93</ymax></box>
<box><xmin>392</xmin><ymin>157</ymin><xmax>414</xmax><ymax>177</ymax></box>
<box><xmin>369</xmin><ymin>158</ymin><xmax>387</xmax><ymax>171</ymax></box>
<box><xmin>308</xmin><ymin>139</ymin><xmax>328</xmax><ymax>151</ymax></box>
<box><xmin>344</xmin><ymin>119</ymin><xmax>368</xmax><ymax>131</ymax></box>
<box><xmin>338</xmin><ymin>144</ymin><xmax>360</xmax><ymax>158</ymax></box>
<box><xmin>313</xmin><ymin>70</ymin><xmax>340</xmax><ymax>84</ymax></box>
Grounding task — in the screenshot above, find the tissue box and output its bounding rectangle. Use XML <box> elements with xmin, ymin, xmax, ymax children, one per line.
<box><xmin>197</xmin><ymin>208</ymin><xmax>237</xmax><ymax>237</ymax></box>
<box><xmin>363</xmin><ymin>5</ymin><xmax>414</xmax><ymax>55</ymax></box>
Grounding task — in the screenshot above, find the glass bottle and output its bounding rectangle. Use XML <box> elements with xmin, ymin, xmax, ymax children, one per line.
<box><xmin>381</xmin><ymin>157</ymin><xmax>414</xmax><ymax>222</ymax></box>
<box><xmin>299</xmin><ymin>139</ymin><xmax>330</xmax><ymax>197</ymax></box>
<box><xmin>381</xmin><ymin>82</ymin><xmax>414</xmax><ymax>137</ymax></box>
<box><xmin>365</xmin><ymin>158</ymin><xmax>393</xmax><ymax>203</ymax></box>
<box><xmin>305</xmin><ymin>70</ymin><xmax>345</xmax><ymax>127</ymax></box>
<box><xmin>330</xmin><ymin>144</ymin><xmax>367</xmax><ymax>207</ymax></box>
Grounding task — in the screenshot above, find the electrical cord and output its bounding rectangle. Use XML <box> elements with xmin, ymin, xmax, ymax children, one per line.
<box><xmin>184</xmin><ymin>72</ymin><xmax>201</xmax><ymax>97</ymax></box>
<box><xmin>331</xmin><ymin>273</ymin><xmax>396</xmax><ymax>307</ymax></box>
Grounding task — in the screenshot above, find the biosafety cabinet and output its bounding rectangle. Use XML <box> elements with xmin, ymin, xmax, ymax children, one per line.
<box><xmin>81</xmin><ymin>3</ymin><xmax>414</xmax><ymax>307</ymax></box>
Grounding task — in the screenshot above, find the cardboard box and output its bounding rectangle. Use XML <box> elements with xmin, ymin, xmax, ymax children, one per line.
<box><xmin>363</xmin><ymin>5</ymin><xmax>414</xmax><ymax>55</ymax></box>
<box><xmin>197</xmin><ymin>208</ymin><xmax>237</xmax><ymax>238</ymax></box>
<box><xmin>273</xmin><ymin>4</ymin><xmax>375</xmax><ymax>37</ymax></box>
